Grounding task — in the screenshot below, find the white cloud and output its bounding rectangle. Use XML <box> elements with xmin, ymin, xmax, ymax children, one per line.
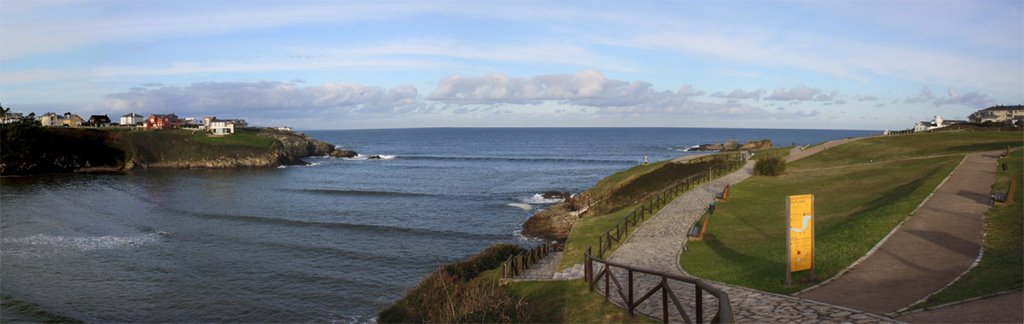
<box><xmin>813</xmin><ymin>90</ymin><xmax>839</xmax><ymax>102</ymax></box>
<box><xmin>858</xmin><ymin>95</ymin><xmax>879</xmax><ymax>102</ymax></box>
<box><xmin>428</xmin><ymin>70</ymin><xmax>695</xmax><ymax>106</ymax></box>
<box><xmin>103</xmin><ymin>81</ymin><xmax>421</xmax><ymax>117</ymax></box>
<box><xmin>711</xmin><ymin>88</ymin><xmax>764</xmax><ymax>100</ymax></box>
<box><xmin>766</xmin><ymin>86</ymin><xmax>820</xmax><ymax>101</ymax></box>
<box><xmin>903</xmin><ymin>87</ymin><xmax>995</xmax><ymax>108</ymax></box>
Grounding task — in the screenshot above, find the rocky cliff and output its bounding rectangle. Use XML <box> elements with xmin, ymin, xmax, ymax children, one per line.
<box><xmin>0</xmin><ymin>124</ymin><xmax>350</xmax><ymax>175</ymax></box>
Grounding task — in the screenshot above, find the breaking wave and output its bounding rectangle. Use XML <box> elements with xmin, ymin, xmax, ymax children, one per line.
<box><xmin>507</xmin><ymin>203</ymin><xmax>534</xmax><ymax>211</ymax></box>
<box><xmin>2</xmin><ymin>233</ymin><xmax>159</xmax><ymax>255</ymax></box>
<box><xmin>521</xmin><ymin>193</ymin><xmax>563</xmax><ymax>204</ymax></box>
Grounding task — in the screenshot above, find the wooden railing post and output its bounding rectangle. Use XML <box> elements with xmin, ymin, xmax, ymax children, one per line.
<box><xmin>696</xmin><ymin>286</ymin><xmax>703</xmax><ymax>323</ymax></box>
<box><xmin>661</xmin><ymin>277</ymin><xmax>669</xmax><ymax>323</ymax></box>
<box><xmin>628</xmin><ymin>269</ymin><xmax>635</xmax><ymax>315</ymax></box>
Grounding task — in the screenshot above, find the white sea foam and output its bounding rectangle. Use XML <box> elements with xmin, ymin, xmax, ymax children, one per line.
<box><xmin>345</xmin><ymin>154</ymin><xmax>397</xmax><ymax>161</ymax></box>
<box><xmin>513</xmin><ymin>230</ymin><xmax>545</xmax><ymax>243</ymax></box>
<box><xmin>522</xmin><ymin>193</ymin><xmax>563</xmax><ymax>204</ymax></box>
<box><xmin>2</xmin><ymin>233</ymin><xmax>159</xmax><ymax>255</ymax></box>
<box><xmin>277</xmin><ymin>165</ymin><xmax>288</xmax><ymax>169</ymax></box>
<box><xmin>507</xmin><ymin>203</ymin><xmax>534</xmax><ymax>211</ymax></box>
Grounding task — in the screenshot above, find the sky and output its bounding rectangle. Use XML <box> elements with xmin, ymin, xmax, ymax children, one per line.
<box><xmin>1</xmin><ymin>1</ymin><xmax>1022</xmax><ymax>130</ymax></box>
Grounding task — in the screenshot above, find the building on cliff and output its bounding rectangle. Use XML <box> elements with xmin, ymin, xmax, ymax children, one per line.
<box><xmin>145</xmin><ymin>114</ymin><xmax>181</xmax><ymax>130</ymax></box>
<box><xmin>969</xmin><ymin>105</ymin><xmax>1024</xmax><ymax>125</ymax></box>
<box><xmin>62</xmin><ymin>113</ymin><xmax>84</xmax><ymax>128</ymax></box>
<box><xmin>201</xmin><ymin>116</ymin><xmax>247</xmax><ymax>135</ymax></box>
<box><xmin>120</xmin><ymin>112</ymin><xmax>144</xmax><ymax>126</ymax></box>
<box><xmin>87</xmin><ymin>115</ymin><xmax>112</xmax><ymax>127</ymax></box>
<box><xmin>913</xmin><ymin>115</ymin><xmax>965</xmax><ymax>133</ymax></box>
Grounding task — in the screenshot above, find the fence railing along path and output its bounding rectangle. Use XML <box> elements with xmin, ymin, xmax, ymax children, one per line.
<box><xmin>594</xmin><ymin>154</ymin><xmax>746</xmax><ymax>259</ymax></box>
<box><xmin>500</xmin><ymin>241</ymin><xmax>560</xmax><ymax>279</ymax></box>
<box><xmin>581</xmin><ymin>153</ymin><xmax>747</xmax><ymax>323</ymax></box>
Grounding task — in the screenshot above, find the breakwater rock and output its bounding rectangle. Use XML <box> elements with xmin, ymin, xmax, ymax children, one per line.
<box><xmin>688</xmin><ymin>139</ymin><xmax>772</xmax><ymax>152</ymax></box>
<box><xmin>0</xmin><ymin>124</ymin><xmax>351</xmax><ymax>175</ymax></box>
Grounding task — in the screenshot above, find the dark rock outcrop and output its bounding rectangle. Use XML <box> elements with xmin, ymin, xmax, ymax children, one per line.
<box><xmin>329</xmin><ymin>149</ymin><xmax>358</xmax><ymax>158</ymax></box>
<box><xmin>688</xmin><ymin>139</ymin><xmax>772</xmax><ymax>152</ymax></box>
<box><xmin>521</xmin><ymin>202</ymin><xmax>577</xmax><ymax>241</ymax></box>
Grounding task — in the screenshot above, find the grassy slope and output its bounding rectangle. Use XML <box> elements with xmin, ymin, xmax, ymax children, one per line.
<box><xmin>913</xmin><ymin>150</ymin><xmax>1024</xmax><ymax>309</ymax></box>
<box><xmin>113</xmin><ymin>128</ymin><xmax>275</xmax><ymax>163</ymax></box>
<box><xmin>560</xmin><ymin>156</ymin><xmax>732</xmax><ymax>270</ymax></box>
<box><xmin>681</xmin><ymin>131</ymin><xmax>1022</xmax><ymax>294</ymax></box>
<box><xmin>507</xmin><ymin>279</ymin><xmax>655</xmax><ymax>323</ymax></box>
<box><xmin>750</xmin><ymin>146</ymin><xmax>792</xmax><ymax>160</ymax></box>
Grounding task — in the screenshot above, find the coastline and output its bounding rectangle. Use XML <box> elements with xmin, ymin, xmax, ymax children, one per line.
<box><xmin>0</xmin><ymin>126</ymin><xmax>353</xmax><ymax>176</ymax></box>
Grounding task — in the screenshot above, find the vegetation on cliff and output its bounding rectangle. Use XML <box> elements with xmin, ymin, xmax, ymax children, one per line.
<box><xmin>379</xmin><ymin>243</ymin><xmax>650</xmax><ymax>323</ymax></box>
<box><xmin>0</xmin><ymin>123</ymin><xmax>342</xmax><ymax>175</ymax></box>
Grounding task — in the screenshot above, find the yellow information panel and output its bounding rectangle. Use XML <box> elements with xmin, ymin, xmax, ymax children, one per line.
<box><xmin>788</xmin><ymin>194</ymin><xmax>814</xmax><ymax>272</ymax></box>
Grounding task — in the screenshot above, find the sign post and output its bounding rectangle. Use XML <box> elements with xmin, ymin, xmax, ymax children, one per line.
<box><xmin>786</xmin><ymin>194</ymin><xmax>815</xmax><ymax>286</ymax></box>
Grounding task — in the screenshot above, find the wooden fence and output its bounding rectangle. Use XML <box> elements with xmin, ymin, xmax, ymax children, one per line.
<box><xmin>585</xmin><ymin>247</ymin><xmax>734</xmax><ymax>323</ymax></box>
<box><xmin>500</xmin><ymin>241</ymin><xmax>560</xmax><ymax>279</ymax></box>
<box><xmin>593</xmin><ymin>155</ymin><xmax>745</xmax><ymax>258</ymax></box>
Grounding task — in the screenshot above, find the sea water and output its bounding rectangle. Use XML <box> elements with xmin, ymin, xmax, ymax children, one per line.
<box><xmin>0</xmin><ymin>127</ymin><xmax>875</xmax><ymax>322</ymax></box>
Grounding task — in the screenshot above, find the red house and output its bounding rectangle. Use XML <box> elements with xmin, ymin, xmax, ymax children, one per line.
<box><xmin>144</xmin><ymin>113</ymin><xmax>181</xmax><ymax>130</ymax></box>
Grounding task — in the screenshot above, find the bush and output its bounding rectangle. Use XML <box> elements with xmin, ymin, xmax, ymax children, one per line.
<box><xmin>379</xmin><ymin>244</ymin><xmax>527</xmax><ymax>323</ymax></box>
<box><xmin>754</xmin><ymin>156</ymin><xmax>786</xmax><ymax>176</ymax></box>
<box><xmin>444</xmin><ymin>244</ymin><xmax>523</xmax><ymax>281</ymax></box>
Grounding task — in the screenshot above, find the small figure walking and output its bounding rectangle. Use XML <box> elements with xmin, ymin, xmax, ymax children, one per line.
<box><xmin>642</xmin><ymin>154</ymin><xmax>649</xmax><ymax>165</ymax></box>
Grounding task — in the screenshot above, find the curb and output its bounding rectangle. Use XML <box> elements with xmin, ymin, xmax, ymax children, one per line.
<box><xmin>891</xmin><ymin>289</ymin><xmax>1022</xmax><ymax>318</ymax></box>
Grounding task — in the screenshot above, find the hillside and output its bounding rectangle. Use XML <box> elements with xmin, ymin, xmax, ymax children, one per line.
<box><xmin>0</xmin><ymin>124</ymin><xmax>347</xmax><ymax>175</ymax></box>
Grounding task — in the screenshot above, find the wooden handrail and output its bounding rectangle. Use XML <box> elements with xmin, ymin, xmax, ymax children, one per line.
<box><xmin>500</xmin><ymin>241</ymin><xmax>561</xmax><ymax>279</ymax></box>
<box><xmin>585</xmin><ymin>247</ymin><xmax>734</xmax><ymax>323</ymax></box>
<box><xmin>594</xmin><ymin>157</ymin><xmax>745</xmax><ymax>258</ymax></box>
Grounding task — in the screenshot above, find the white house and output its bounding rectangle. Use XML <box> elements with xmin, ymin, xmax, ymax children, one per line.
<box><xmin>208</xmin><ymin>120</ymin><xmax>236</xmax><ymax>135</ymax></box>
<box><xmin>120</xmin><ymin>112</ymin><xmax>144</xmax><ymax>126</ymax></box>
<box><xmin>913</xmin><ymin>115</ymin><xmax>964</xmax><ymax>132</ymax></box>
<box><xmin>201</xmin><ymin>116</ymin><xmax>247</xmax><ymax>135</ymax></box>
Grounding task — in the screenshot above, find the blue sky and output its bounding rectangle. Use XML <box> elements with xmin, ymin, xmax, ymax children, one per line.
<box><xmin>1</xmin><ymin>1</ymin><xmax>1021</xmax><ymax>130</ymax></box>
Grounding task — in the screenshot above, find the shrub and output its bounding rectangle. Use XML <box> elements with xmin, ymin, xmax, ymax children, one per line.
<box><xmin>754</xmin><ymin>156</ymin><xmax>786</xmax><ymax>176</ymax></box>
<box><xmin>379</xmin><ymin>244</ymin><xmax>527</xmax><ymax>323</ymax></box>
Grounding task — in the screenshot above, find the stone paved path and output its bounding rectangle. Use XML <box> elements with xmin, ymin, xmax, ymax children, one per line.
<box><xmin>797</xmin><ymin>151</ymin><xmax>998</xmax><ymax>314</ymax></box>
<box><xmin>598</xmin><ymin>138</ymin><xmax>897</xmax><ymax>323</ymax></box>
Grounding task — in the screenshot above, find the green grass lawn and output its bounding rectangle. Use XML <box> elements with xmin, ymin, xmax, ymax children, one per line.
<box><xmin>750</xmin><ymin>146</ymin><xmax>793</xmax><ymax>160</ymax></box>
<box><xmin>793</xmin><ymin>131</ymin><xmax>1021</xmax><ymax>169</ymax></box>
<box><xmin>559</xmin><ymin>201</ymin><xmax>651</xmax><ymax>270</ymax></box>
<box><xmin>115</xmin><ymin>129</ymin><xmax>275</xmax><ymax>163</ymax></box>
<box><xmin>912</xmin><ymin>150</ymin><xmax>1024</xmax><ymax>309</ymax></box>
<box><xmin>682</xmin><ymin>155</ymin><xmax>960</xmax><ymax>293</ymax></box>
<box><xmin>682</xmin><ymin>130</ymin><xmax>1023</xmax><ymax>294</ymax></box>
<box><xmin>507</xmin><ymin>279</ymin><xmax>656</xmax><ymax>323</ymax></box>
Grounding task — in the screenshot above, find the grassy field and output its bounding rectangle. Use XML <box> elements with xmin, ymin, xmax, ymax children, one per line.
<box><xmin>559</xmin><ymin>201</ymin><xmax>652</xmax><ymax>270</ymax></box>
<box><xmin>507</xmin><ymin>279</ymin><xmax>655</xmax><ymax>323</ymax></box>
<box><xmin>912</xmin><ymin>150</ymin><xmax>1023</xmax><ymax>309</ymax></box>
<box><xmin>750</xmin><ymin>146</ymin><xmax>792</xmax><ymax>160</ymax></box>
<box><xmin>681</xmin><ymin>131</ymin><xmax>1022</xmax><ymax>294</ymax></box>
<box><xmin>560</xmin><ymin>154</ymin><xmax>739</xmax><ymax>270</ymax></box>
<box><xmin>114</xmin><ymin>128</ymin><xmax>275</xmax><ymax>163</ymax></box>
<box><xmin>793</xmin><ymin>131</ymin><xmax>1020</xmax><ymax>169</ymax></box>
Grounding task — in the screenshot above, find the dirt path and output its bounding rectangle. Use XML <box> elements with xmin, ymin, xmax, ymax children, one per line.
<box><xmin>786</xmin><ymin>137</ymin><xmax>866</xmax><ymax>162</ymax></box>
<box><xmin>797</xmin><ymin>150</ymin><xmax>999</xmax><ymax>314</ymax></box>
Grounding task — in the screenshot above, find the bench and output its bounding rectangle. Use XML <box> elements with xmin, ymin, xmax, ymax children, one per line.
<box><xmin>715</xmin><ymin>185</ymin><xmax>731</xmax><ymax>201</ymax></box>
<box><xmin>688</xmin><ymin>203</ymin><xmax>717</xmax><ymax>240</ymax></box>
<box><xmin>992</xmin><ymin>179</ymin><xmax>1016</xmax><ymax>206</ymax></box>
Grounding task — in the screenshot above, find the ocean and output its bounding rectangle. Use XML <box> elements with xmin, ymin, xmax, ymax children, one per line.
<box><xmin>0</xmin><ymin>127</ymin><xmax>875</xmax><ymax>322</ymax></box>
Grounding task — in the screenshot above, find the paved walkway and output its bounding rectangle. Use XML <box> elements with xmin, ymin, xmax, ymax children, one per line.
<box><xmin>896</xmin><ymin>290</ymin><xmax>1023</xmax><ymax>323</ymax></box>
<box><xmin>600</xmin><ymin>138</ymin><xmax>896</xmax><ymax>323</ymax></box>
<box><xmin>797</xmin><ymin>151</ymin><xmax>998</xmax><ymax>314</ymax></box>
<box><xmin>786</xmin><ymin>137</ymin><xmax>866</xmax><ymax>163</ymax></box>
